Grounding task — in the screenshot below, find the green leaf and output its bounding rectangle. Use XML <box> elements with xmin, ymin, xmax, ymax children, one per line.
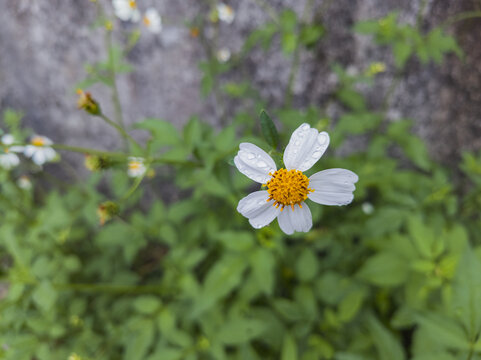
<box><xmin>367</xmin><ymin>314</ymin><xmax>405</xmax><ymax>360</ymax></box>
<box><xmin>451</xmin><ymin>246</ymin><xmax>481</xmax><ymax>338</ymax></box>
<box><xmin>415</xmin><ymin>312</ymin><xmax>470</xmax><ymax>350</ymax></box>
<box><xmin>299</xmin><ymin>24</ymin><xmax>325</xmax><ymax>47</ymax></box>
<box><xmin>183</xmin><ymin>116</ymin><xmax>203</xmax><ymax>149</ymax></box>
<box><xmin>393</xmin><ymin>41</ymin><xmax>412</xmax><ymax>68</ymax></box>
<box><xmin>191</xmin><ymin>255</ymin><xmax>247</xmax><ymax>318</ymax></box>
<box><xmin>280</xmin><ymin>10</ymin><xmax>297</xmax><ymax>32</ymax></box>
<box><xmin>295</xmin><ymin>248</ymin><xmax>319</xmax><ymax>282</ymax></box>
<box><xmin>32</xmin><ymin>281</ymin><xmax>57</xmax><ymax>312</ymax></box>
<box><xmin>282</xmin><ymin>33</ymin><xmax>298</xmax><ymax>54</ymax></box>
<box><xmin>251</xmin><ymin>248</ymin><xmax>276</xmax><ymax>295</ymax></box>
<box><xmin>216</xmin><ymin>231</ymin><xmax>255</xmax><ymax>252</ymax></box>
<box><xmin>135</xmin><ymin>118</ymin><xmax>180</xmax><ymax>146</ymax></box>
<box><xmin>354</xmin><ymin>20</ymin><xmax>380</xmax><ymax>34</ymax></box>
<box><xmin>124</xmin><ymin>318</ymin><xmax>155</xmax><ymax>360</ymax></box>
<box><xmin>336</xmin><ymin>88</ymin><xmax>366</xmax><ymax>111</ymax></box>
<box><xmin>217</xmin><ymin>318</ymin><xmax>267</xmax><ymax>345</ymax></box>
<box><xmin>358</xmin><ymin>252</ymin><xmax>409</xmax><ymax>286</ymax></box>
<box><xmin>281</xmin><ymin>333</ymin><xmax>298</xmax><ymax>360</ymax></box>
<box><xmin>133</xmin><ymin>296</ymin><xmax>162</xmax><ymax>315</ymax></box>
<box><xmin>259</xmin><ymin>110</ymin><xmax>279</xmax><ymax>149</ymax></box>
<box><xmin>338</xmin><ymin>290</ymin><xmax>365</xmax><ymax>322</ymax></box>
<box><xmin>407</xmin><ymin>215</ymin><xmax>435</xmax><ymax>258</ymax></box>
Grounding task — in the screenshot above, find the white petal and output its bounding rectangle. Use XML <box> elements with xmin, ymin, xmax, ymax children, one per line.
<box><xmin>32</xmin><ymin>151</ymin><xmax>46</xmax><ymax>165</ymax></box>
<box><xmin>8</xmin><ymin>154</ymin><xmax>20</xmax><ymax>167</ymax></box>
<box><xmin>283</xmin><ymin>123</ymin><xmax>330</xmax><ymax>172</ymax></box>
<box><xmin>2</xmin><ymin>134</ymin><xmax>14</xmax><ymax>145</ymax></box>
<box><xmin>10</xmin><ymin>146</ymin><xmax>25</xmax><ymax>153</ymax></box>
<box><xmin>308</xmin><ymin>169</ymin><xmax>359</xmax><ymax>206</ymax></box>
<box><xmin>23</xmin><ymin>145</ymin><xmax>35</xmax><ymax>158</ymax></box>
<box><xmin>277</xmin><ymin>203</ymin><xmax>312</xmax><ymax>235</ymax></box>
<box><xmin>234</xmin><ymin>143</ymin><xmax>276</xmax><ymax>183</ymax></box>
<box><xmin>43</xmin><ymin>148</ymin><xmax>57</xmax><ymax>161</ymax></box>
<box><xmin>237</xmin><ymin>191</ymin><xmax>280</xmax><ymax>229</ymax></box>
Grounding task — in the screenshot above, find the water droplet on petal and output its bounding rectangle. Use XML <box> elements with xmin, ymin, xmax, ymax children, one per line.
<box><xmin>247</xmin><ymin>153</ymin><xmax>255</xmax><ymax>160</ymax></box>
<box><xmin>301</xmin><ymin>124</ymin><xmax>310</xmax><ymax>130</ymax></box>
<box><xmin>318</xmin><ymin>133</ymin><xmax>328</xmax><ymax>145</ymax></box>
<box><xmin>256</xmin><ymin>160</ymin><xmax>267</xmax><ymax>168</ymax></box>
<box><xmin>312</xmin><ymin>151</ymin><xmax>322</xmax><ymax>158</ymax></box>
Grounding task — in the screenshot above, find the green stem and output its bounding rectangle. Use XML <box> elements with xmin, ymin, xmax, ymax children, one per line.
<box><xmin>251</xmin><ymin>0</ymin><xmax>280</xmax><ymax>24</ymax></box>
<box><xmin>120</xmin><ymin>166</ymin><xmax>148</xmax><ymax>203</ymax></box>
<box><xmin>100</xmin><ymin>113</ymin><xmax>142</xmax><ymax>148</ymax></box>
<box><xmin>105</xmin><ymin>25</ymin><xmax>130</xmax><ymax>152</ymax></box>
<box><xmin>55</xmin><ymin>282</ymin><xmax>172</xmax><ymax>295</ymax></box>
<box><xmin>416</xmin><ymin>0</ymin><xmax>428</xmax><ymax>29</ymax></box>
<box><xmin>440</xmin><ymin>10</ymin><xmax>481</xmax><ymax>28</ymax></box>
<box><xmin>51</xmin><ymin>144</ymin><xmax>127</xmax><ymax>158</ymax></box>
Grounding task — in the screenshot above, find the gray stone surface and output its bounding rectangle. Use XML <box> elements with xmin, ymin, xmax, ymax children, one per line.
<box><xmin>0</xmin><ymin>0</ymin><xmax>479</xmax><ymax>171</ymax></box>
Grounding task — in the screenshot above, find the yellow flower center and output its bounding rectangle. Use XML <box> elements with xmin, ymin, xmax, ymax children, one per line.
<box><xmin>129</xmin><ymin>0</ymin><xmax>137</xmax><ymax>9</ymax></box>
<box><xmin>129</xmin><ymin>161</ymin><xmax>141</xmax><ymax>170</ymax></box>
<box><xmin>31</xmin><ymin>137</ymin><xmax>45</xmax><ymax>147</ymax></box>
<box><xmin>143</xmin><ymin>16</ymin><xmax>151</xmax><ymax>26</ymax></box>
<box><xmin>265</xmin><ymin>168</ymin><xmax>313</xmax><ymax>210</ymax></box>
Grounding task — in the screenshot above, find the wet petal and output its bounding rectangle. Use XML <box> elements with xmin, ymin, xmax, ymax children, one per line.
<box><xmin>277</xmin><ymin>203</ymin><xmax>312</xmax><ymax>235</ymax></box>
<box><xmin>283</xmin><ymin>123</ymin><xmax>329</xmax><ymax>172</ymax></box>
<box><xmin>308</xmin><ymin>168</ymin><xmax>358</xmax><ymax>206</ymax></box>
<box><xmin>234</xmin><ymin>142</ymin><xmax>276</xmax><ymax>183</ymax></box>
<box><xmin>237</xmin><ymin>190</ymin><xmax>280</xmax><ymax>229</ymax></box>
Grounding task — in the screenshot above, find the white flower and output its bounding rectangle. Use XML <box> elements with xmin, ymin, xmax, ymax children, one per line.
<box><xmin>17</xmin><ymin>175</ymin><xmax>32</xmax><ymax>190</ymax></box>
<box><xmin>362</xmin><ymin>202</ymin><xmax>374</xmax><ymax>215</ymax></box>
<box><xmin>143</xmin><ymin>8</ymin><xmax>162</xmax><ymax>34</ymax></box>
<box><xmin>0</xmin><ymin>153</ymin><xmax>20</xmax><ymax>170</ymax></box>
<box><xmin>112</xmin><ymin>0</ymin><xmax>141</xmax><ymax>22</ymax></box>
<box><xmin>217</xmin><ymin>3</ymin><xmax>235</xmax><ymax>24</ymax></box>
<box><xmin>0</xmin><ymin>134</ymin><xmax>23</xmax><ymax>170</ymax></box>
<box><xmin>216</xmin><ymin>48</ymin><xmax>231</xmax><ymax>63</ymax></box>
<box><xmin>127</xmin><ymin>157</ymin><xmax>147</xmax><ymax>178</ymax></box>
<box><xmin>235</xmin><ymin>123</ymin><xmax>358</xmax><ymax>235</ymax></box>
<box><xmin>24</xmin><ymin>135</ymin><xmax>57</xmax><ymax>166</ymax></box>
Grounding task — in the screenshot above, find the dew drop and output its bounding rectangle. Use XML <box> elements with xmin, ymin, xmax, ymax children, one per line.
<box><xmin>247</xmin><ymin>153</ymin><xmax>255</xmax><ymax>160</ymax></box>
<box><xmin>256</xmin><ymin>160</ymin><xmax>267</xmax><ymax>168</ymax></box>
<box><xmin>301</xmin><ymin>124</ymin><xmax>310</xmax><ymax>131</ymax></box>
<box><xmin>312</xmin><ymin>151</ymin><xmax>322</xmax><ymax>158</ymax></box>
<box><xmin>317</xmin><ymin>133</ymin><xmax>328</xmax><ymax>145</ymax></box>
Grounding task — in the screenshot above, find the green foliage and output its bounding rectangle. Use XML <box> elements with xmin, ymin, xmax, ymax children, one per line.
<box><xmin>355</xmin><ymin>13</ymin><xmax>462</xmax><ymax>68</ymax></box>
<box><xmin>1</xmin><ymin>4</ymin><xmax>479</xmax><ymax>360</ymax></box>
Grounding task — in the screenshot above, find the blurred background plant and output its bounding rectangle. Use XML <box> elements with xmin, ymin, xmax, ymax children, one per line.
<box><xmin>1</xmin><ymin>1</ymin><xmax>481</xmax><ymax>359</ymax></box>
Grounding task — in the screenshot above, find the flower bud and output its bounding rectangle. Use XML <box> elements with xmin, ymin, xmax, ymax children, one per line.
<box><xmin>97</xmin><ymin>201</ymin><xmax>119</xmax><ymax>226</ymax></box>
<box><xmin>84</xmin><ymin>154</ymin><xmax>112</xmax><ymax>171</ymax></box>
<box><xmin>77</xmin><ymin>89</ymin><xmax>101</xmax><ymax>116</ymax></box>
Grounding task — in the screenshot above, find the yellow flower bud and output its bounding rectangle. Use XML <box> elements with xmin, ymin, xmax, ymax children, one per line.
<box><xmin>97</xmin><ymin>201</ymin><xmax>119</xmax><ymax>226</ymax></box>
<box><xmin>77</xmin><ymin>89</ymin><xmax>101</xmax><ymax>116</ymax></box>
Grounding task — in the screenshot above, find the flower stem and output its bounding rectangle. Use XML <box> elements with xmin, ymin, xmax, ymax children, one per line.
<box><xmin>99</xmin><ymin>113</ymin><xmax>141</xmax><ymax>149</ymax></box>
